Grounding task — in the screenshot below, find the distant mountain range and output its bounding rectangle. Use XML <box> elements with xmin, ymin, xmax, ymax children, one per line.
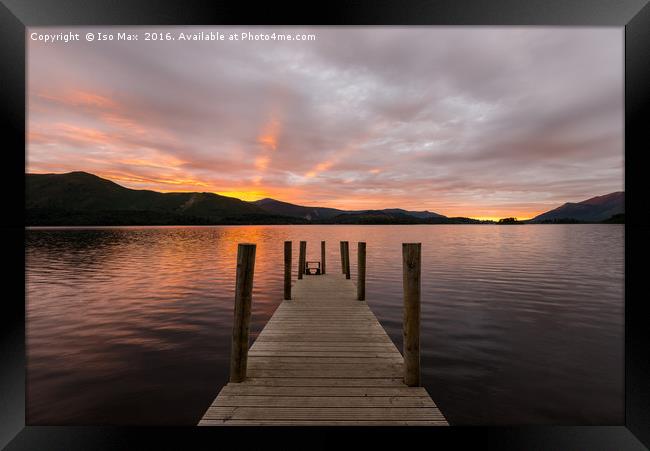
<box><xmin>251</xmin><ymin>198</ymin><xmax>344</xmax><ymax>221</ymax></box>
<box><xmin>252</xmin><ymin>198</ymin><xmax>445</xmax><ymax>221</ymax></box>
<box><xmin>529</xmin><ymin>192</ymin><xmax>624</xmax><ymax>223</ymax></box>
<box><xmin>25</xmin><ymin>172</ymin><xmax>624</xmax><ymax>226</ymax></box>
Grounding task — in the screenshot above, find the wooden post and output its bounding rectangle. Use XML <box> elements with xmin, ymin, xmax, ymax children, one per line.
<box><xmin>340</xmin><ymin>241</ymin><xmax>345</xmax><ymax>273</ymax></box>
<box><xmin>357</xmin><ymin>242</ymin><xmax>366</xmax><ymax>300</ymax></box>
<box><xmin>343</xmin><ymin>241</ymin><xmax>350</xmax><ymax>279</ymax></box>
<box><xmin>298</xmin><ymin>241</ymin><xmax>306</xmax><ymax>279</ymax></box>
<box><xmin>229</xmin><ymin>243</ymin><xmax>256</xmax><ymax>383</ymax></box>
<box><xmin>402</xmin><ymin>243</ymin><xmax>421</xmax><ymax>387</ymax></box>
<box><xmin>321</xmin><ymin>241</ymin><xmax>326</xmax><ymax>275</ymax></box>
<box><xmin>284</xmin><ymin>241</ymin><xmax>292</xmax><ymax>300</ymax></box>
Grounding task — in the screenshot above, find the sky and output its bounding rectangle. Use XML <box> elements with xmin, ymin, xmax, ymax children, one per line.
<box><xmin>27</xmin><ymin>27</ymin><xmax>623</xmax><ymax>220</ymax></box>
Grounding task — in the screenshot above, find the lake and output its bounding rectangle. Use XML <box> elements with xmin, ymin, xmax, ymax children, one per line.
<box><xmin>25</xmin><ymin>224</ymin><xmax>624</xmax><ymax>425</ymax></box>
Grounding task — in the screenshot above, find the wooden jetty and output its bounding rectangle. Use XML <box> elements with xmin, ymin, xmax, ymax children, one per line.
<box><xmin>199</xmin><ymin>241</ymin><xmax>448</xmax><ymax>426</ymax></box>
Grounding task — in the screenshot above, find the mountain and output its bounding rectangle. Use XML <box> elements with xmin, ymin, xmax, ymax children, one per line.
<box><xmin>26</xmin><ymin>172</ymin><xmax>304</xmax><ymax>225</ymax></box>
<box><xmin>530</xmin><ymin>192</ymin><xmax>624</xmax><ymax>223</ymax></box>
<box><xmin>252</xmin><ymin>198</ymin><xmax>345</xmax><ymax>220</ymax></box>
<box><xmin>321</xmin><ymin>210</ymin><xmax>423</xmax><ymax>225</ymax></box>
<box><xmin>253</xmin><ymin>198</ymin><xmax>447</xmax><ymax>221</ymax></box>
<box><xmin>381</xmin><ymin>208</ymin><xmax>445</xmax><ymax>219</ymax></box>
<box><xmin>321</xmin><ymin>211</ymin><xmax>480</xmax><ymax>225</ymax></box>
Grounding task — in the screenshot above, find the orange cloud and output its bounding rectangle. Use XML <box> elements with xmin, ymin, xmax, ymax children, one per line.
<box><xmin>55</xmin><ymin>123</ymin><xmax>111</xmax><ymax>146</ymax></box>
<box><xmin>37</xmin><ymin>89</ymin><xmax>117</xmax><ymax>110</ymax></box>
<box><xmin>257</xmin><ymin>117</ymin><xmax>281</xmax><ymax>151</ymax></box>
<box><xmin>117</xmin><ymin>156</ymin><xmax>185</xmax><ymax>170</ymax></box>
<box><xmin>101</xmin><ymin>113</ymin><xmax>149</xmax><ymax>136</ymax></box>
<box><xmin>68</xmin><ymin>90</ymin><xmax>117</xmax><ymax>109</ymax></box>
<box><xmin>27</xmin><ymin>130</ymin><xmax>49</xmax><ymax>144</ymax></box>
<box><xmin>257</xmin><ymin>134</ymin><xmax>277</xmax><ymax>151</ymax></box>
<box><xmin>303</xmin><ymin>134</ymin><xmax>376</xmax><ymax>179</ymax></box>
<box><xmin>252</xmin><ymin>115</ymin><xmax>282</xmax><ymax>177</ymax></box>
<box><xmin>255</xmin><ymin>156</ymin><xmax>270</xmax><ymax>171</ymax></box>
<box><xmin>305</xmin><ymin>161</ymin><xmax>334</xmax><ymax>178</ymax></box>
<box><xmin>99</xmin><ymin>170</ymin><xmax>210</xmax><ymax>189</ymax></box>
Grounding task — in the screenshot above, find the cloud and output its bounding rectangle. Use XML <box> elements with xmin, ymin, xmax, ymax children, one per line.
<box><xmin>27</xmin><ymin>27</ymin><xmax>623</xmax><ymax>218</ymax></box>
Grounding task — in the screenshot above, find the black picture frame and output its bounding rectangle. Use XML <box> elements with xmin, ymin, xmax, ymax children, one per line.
<box><xmin>1</xmin><ymin>0</ymin><xmax>648</xmax><ymax>449</ymax></box>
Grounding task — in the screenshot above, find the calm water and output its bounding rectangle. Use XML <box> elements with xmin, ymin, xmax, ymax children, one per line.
<box><xmin>26</xmin><ymin>225</ymin><xmax>624</xmax><ymax>425</ymax></box>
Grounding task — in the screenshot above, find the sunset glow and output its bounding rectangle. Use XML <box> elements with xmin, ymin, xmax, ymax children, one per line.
<box><xmin>27</xmin><ymin>27</ymin><xmax>623</xmax><ymax>219</ymax></box>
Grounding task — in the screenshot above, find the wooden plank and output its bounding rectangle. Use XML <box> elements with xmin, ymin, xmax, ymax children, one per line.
<box><xmin>255</xmin><ymin>338</ymin><xmax>395</xmax><ymax>344</ymax></box>
<box><xmin>264</xmin><ymin>322</ymin><xmax>380</xmax><ymax>325</ymax></box>
<box><xmin>250</xmin><ymin>346</ymin><xmax>400</xmax><ymax>352</ymax></box>
<box><xmin>218</xmin><ymin>385</ymin><xmax>431</xmax><ymax>397</ymax></box>
<box><xmin>262</xmin><ymin>323</ymin><xmax>385</xmax><ymax>328</ymax></box>
<box><xmin>247</xmin><ymin>362</ymin><xmax>403</xmax><ymax>370</ymax></box>
<box><xmin>258</xmin><ymin>328</ymin><xmax>391</xmax><ymax>333</ymax></box>
<box><xmin>250</xmin><ymin>346</ymin><xmax>399</xmax><ymax>351</ymax></box>
<box><xmin>267</xmin><ymin>316</ymin><xmax>377</xmax><ymax>319</ymax></box>
<box><xmin>264</xmin><ymin>320</ymin><xmax>384</xmax><ymax>325</ymax></box>
<box><xmin>239</xmin><ymin>378</ymin><xmax>405</xmax><ymax>387</ymax></box>
<box><xmin>246</xmin><ymin>356</ymin><xmax>404</xmax><ymax>364</ymax></box>
<box><xmin>259</xmin><ymin>330</ymin><xmax>387</xmax><ymax>334</ymax></box>
<box><xmin>251</xmin><ymin>341</ymin><xmax>398</xmax><ymax>348</ymax></box>
<box><xmin>199</xmin><ymin>419</ymin><xmax>446</xmax><ymax>426</ymax></box>
<box><xmin>265</xmin><ymin>318</ymin><xmax>381</xmax><ymax>322</ymax></box>
<box><xmin>249</xmin><ymin>351</ymin><xmax>400</xmax><ymax>356</ymax></box>
<box><xmin>249</xmin><ymin>347</ymin><xmax>400</xmax><ymax>353</ymax></box>
<box><xmin>268</xmin><ymin>316</ymin><xmax>378</xmax><ymax>319</ymax></box>
<box><xmin>247</xmin><ymin>369</ymin><xmax>403</xmax><ymax>378</ymax></box>
<box><xmin>257</xmin><ymin>331</ymin><xmax>389</xmax><ymax>337</ymax></box>
<box><xmin>249</xmin><ymin>352</ymin><xmax>401</xmax><ymax>358</ymax></box>
<box><xmin>264</xmin><ymin>324</ymin><xmax>381</xmax><ymax>327</ymax></box>
<box><xmin>270</xmin><ymin>312</ymin><xmax>373</xmax><ymax>316</ymax></box>
<box><xmin>266</xmin><ymin>320</ymin><xmax>380</xmax><ymax>324</ymax></box>
<box><xmin>259</xmin><ymin>328</ymin><xmax>384</xmax><ymax>332</ymax></box>
<box><xmin>257</xmin><ymin>330</ymin><xmax>391</xmax><ymax>336</ymax></box>
<box><xmin>203</xmin><ymin>407</ymin><xmax>446</xmax><ymax>421</ymax></box>
<box><xmin>210</xmin><ymin>395</ymin><xmax>436</xmax><ymax>408</ymax></box>
<box><xmin>258</xmin><ymin>332</ymin><xmax>390</xmax><ymax>338</ymax></box>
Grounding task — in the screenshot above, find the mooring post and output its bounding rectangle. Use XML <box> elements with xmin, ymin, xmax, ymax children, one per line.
<box><xmin>343</xmin><ymin>241</ymin><xmax>350</xmax><ymax>279</ymax></box>
<box><xmin>340</xmin><ymin>241</ymin><xmax>345</xmax><ymax>273</ymax></box>
<box><xmin>229</xmin><ymin>243</ymin><xmax>256</xmax><ymax>383</ymax></box>
<box><xmin>298</xmin><ymin>241</ymin><xmax>307</xmax><ymax>279</ymax></box>
<box><xmin>284</xmin><ymin>241</ymin><xmax>292</xmax><ymax>300</ymax></box>
<box><xmin>402</xmin><ymin>243</ymin><xmax>421</xmax><ymax>387</ymax></box>
<box><xmin>321</xmin><ymin>241</ymin><xmax>326</xmax><ymax>275</ymax></box>
<box><xmin>357</xmin><ymin>242</ymin><xmax>366</xmax><ymax>300</ymax></box>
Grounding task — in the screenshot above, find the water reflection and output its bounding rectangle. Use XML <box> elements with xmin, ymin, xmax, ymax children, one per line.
<box><xmin>26</xmin><ymin>225</ymin><xmax>623</xmax><ymax>425</ymax></box>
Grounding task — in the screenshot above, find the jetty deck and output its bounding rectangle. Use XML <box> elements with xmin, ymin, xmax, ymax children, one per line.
<box><xmin>199</xmin><ymin>269</ymin><xmax>448</xmax><ymax>426</ymax></box>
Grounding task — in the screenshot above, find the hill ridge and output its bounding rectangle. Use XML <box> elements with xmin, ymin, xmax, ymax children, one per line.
<box><xmin>26</xmin><ymin>171</ymin><xmax>624</xmax><ymax>225</ymax></box>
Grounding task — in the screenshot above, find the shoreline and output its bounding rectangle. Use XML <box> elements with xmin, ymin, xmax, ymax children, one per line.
<box><xmin>26</xmin><ymin>223</ymin><xmax>625</xmax><ymax>230</ymax></box>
